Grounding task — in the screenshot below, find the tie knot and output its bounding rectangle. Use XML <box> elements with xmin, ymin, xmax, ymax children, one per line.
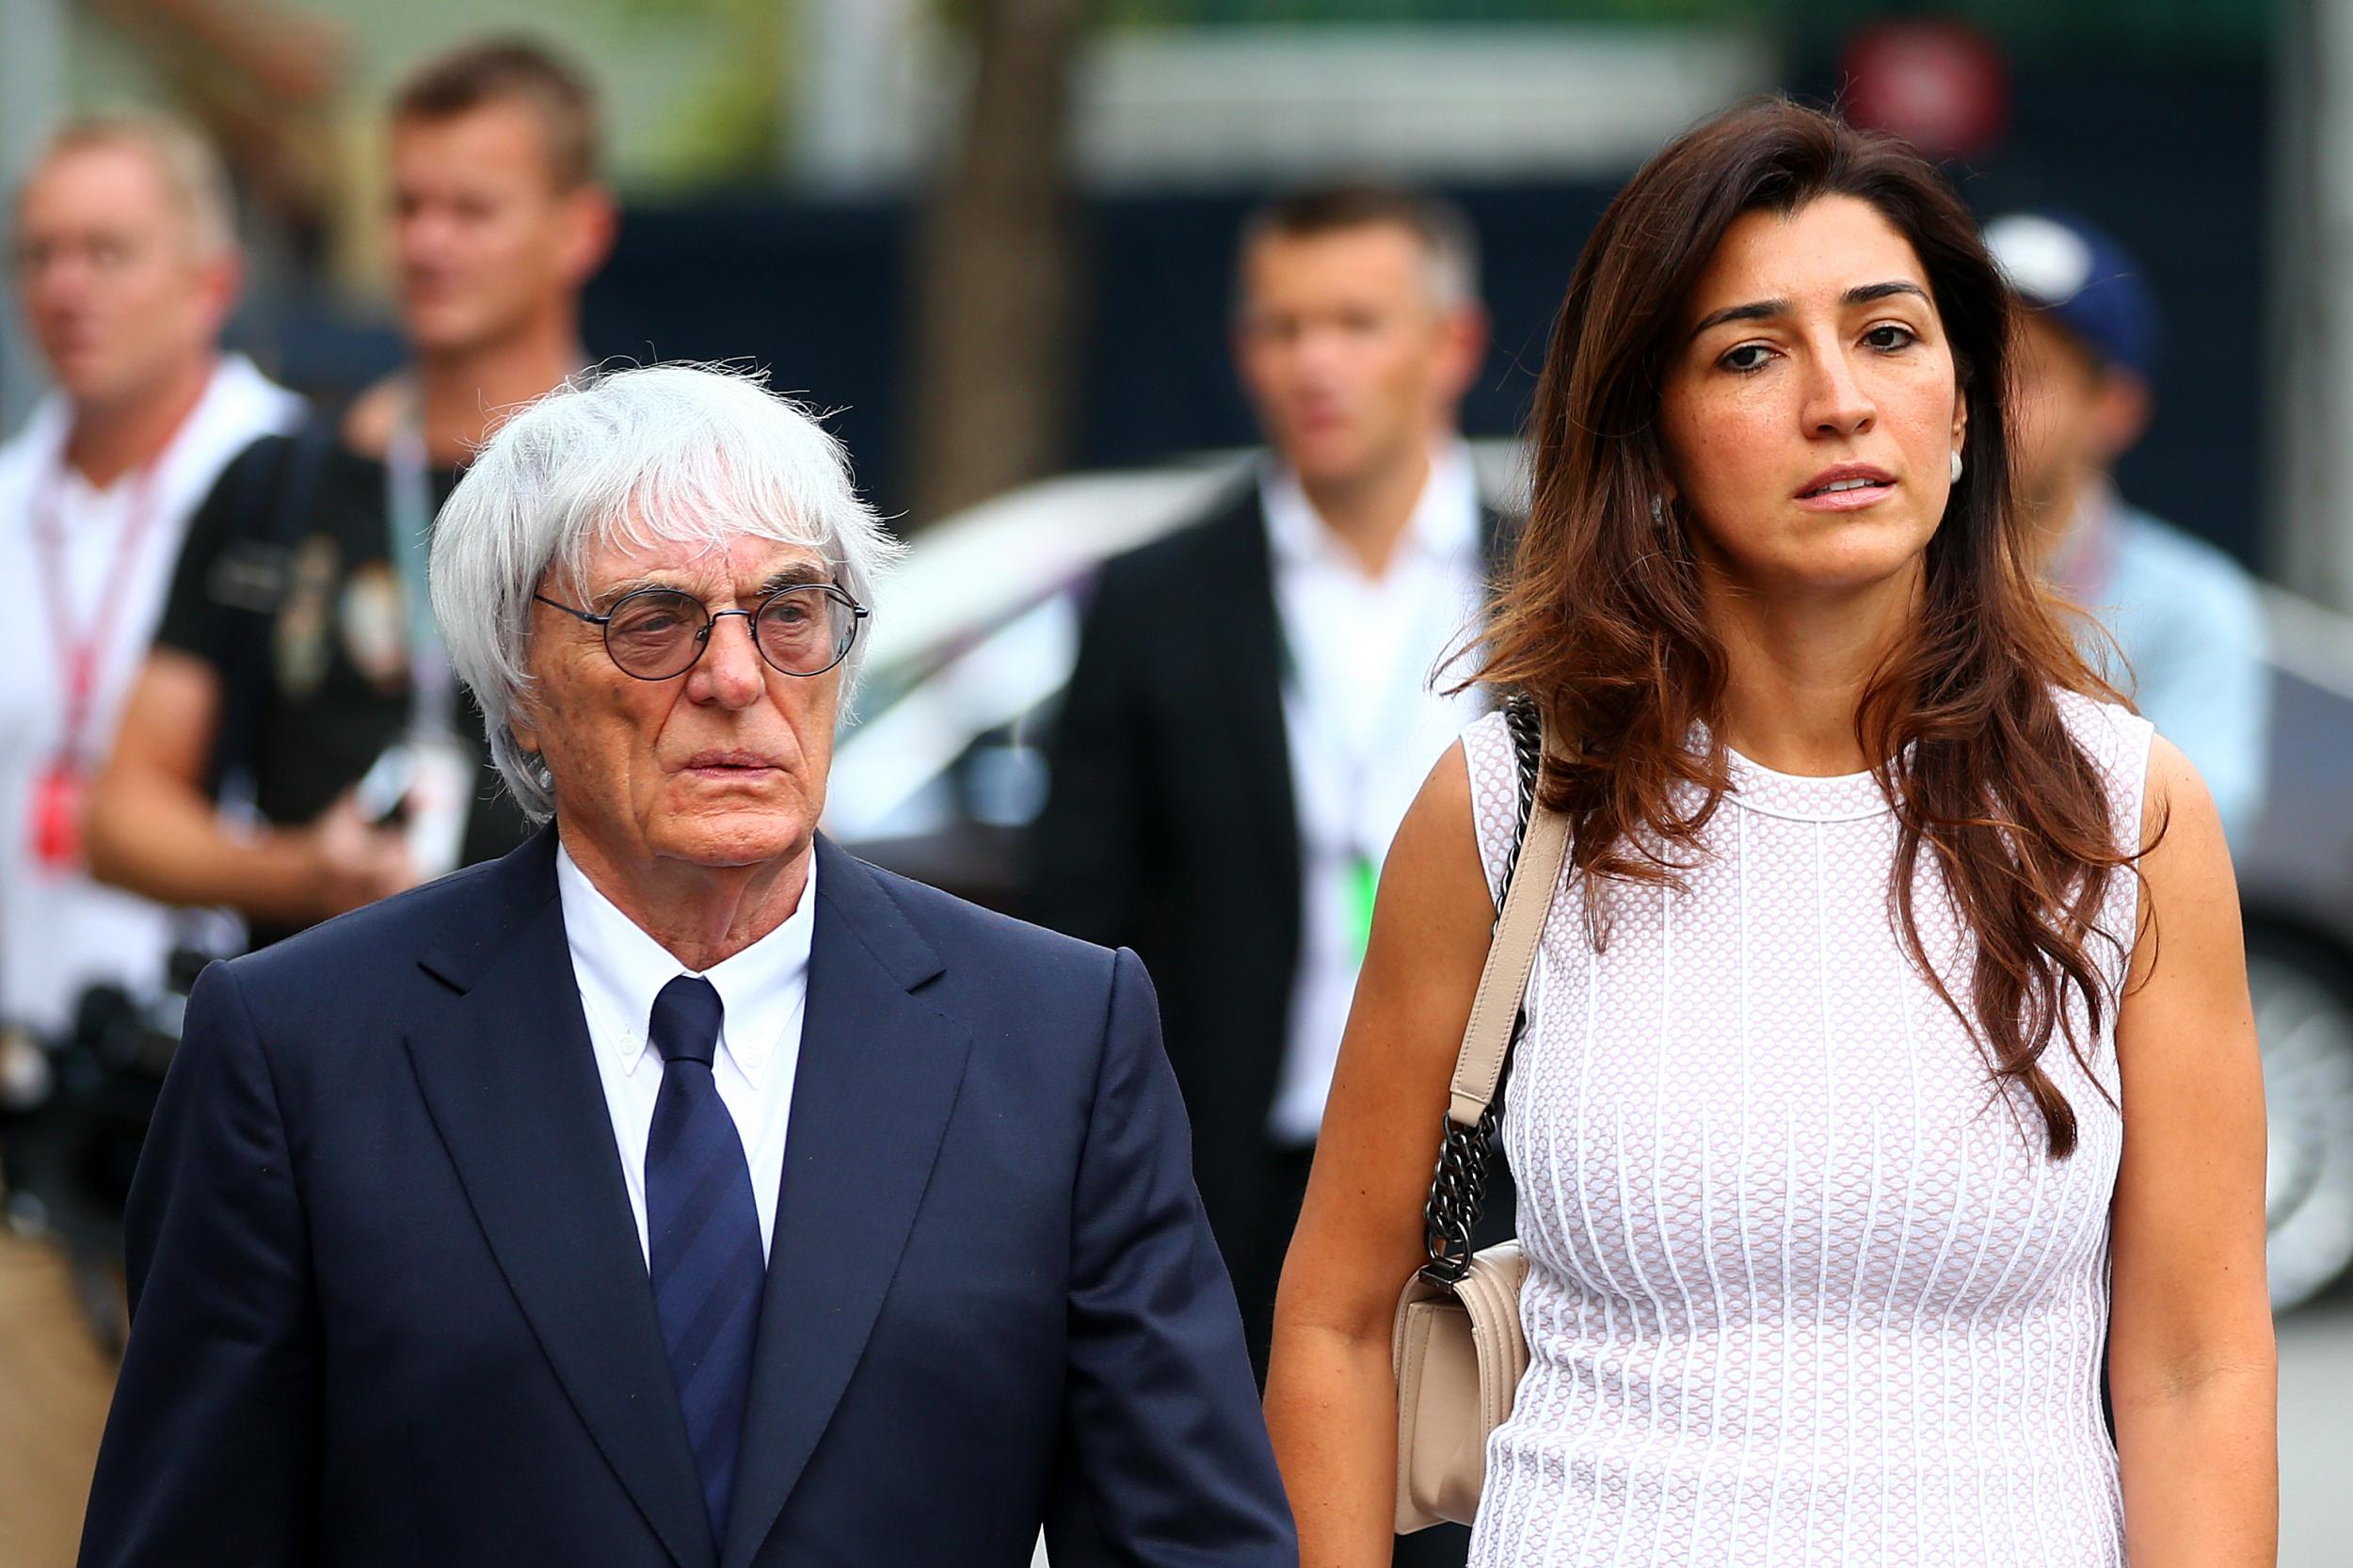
<box><xmin>648</xmin><ymin>974</ymin><xmax>725</xmax><ymax>1068</ymax></box>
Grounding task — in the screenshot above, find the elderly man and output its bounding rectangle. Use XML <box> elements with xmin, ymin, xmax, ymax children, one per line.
<box><xmin>78</xmin><ymin>367</ymin><xmax>1296</xmax><ymax>1568</ymax></box>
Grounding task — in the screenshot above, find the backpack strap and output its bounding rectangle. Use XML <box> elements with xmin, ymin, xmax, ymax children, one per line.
<box><xmin>207</xmin><ymin>410</ymin><xmax>336</xmax><ymax>805</ymax></box>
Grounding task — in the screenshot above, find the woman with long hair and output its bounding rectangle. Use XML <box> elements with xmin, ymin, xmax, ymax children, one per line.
<box><xmin>1264</xmin><ymin>99</ymin><xmax>2275</xmax><ymax>1566</ymax></box>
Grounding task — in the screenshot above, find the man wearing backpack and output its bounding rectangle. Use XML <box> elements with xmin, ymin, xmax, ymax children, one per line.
<box><xmin>88</xmin><ymin>38</ymin><xmax>615</xmax><ymax>947</ymax></box>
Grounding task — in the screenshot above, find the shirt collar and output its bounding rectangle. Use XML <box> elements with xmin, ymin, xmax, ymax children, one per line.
<box><xmin>554</xmin><ymin>840</ymin><xmax>817</xmax><ymax>1087</ymax></box>
<box><xmin>1260</xmin><ymin>438</ymin><xmax>1481</xmax><ymax>574</ymax></box>
<box><xmin>19</xmin><ymin>356</ymin><xmax>278</xmax><ymax>508</ymax></box>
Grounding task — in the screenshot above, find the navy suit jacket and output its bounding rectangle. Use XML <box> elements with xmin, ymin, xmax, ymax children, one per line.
<box><xmin>79</xmin><ymin>830</ymin><xmax>1297</xmax><ymax>1568</ymax></box>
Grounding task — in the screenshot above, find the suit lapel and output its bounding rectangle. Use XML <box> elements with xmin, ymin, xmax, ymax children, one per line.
<box><xmin>720</xmin><ymin>839</ymin><xmax>973</xmax><ymax>1568</ymax></box>
<box><xmin>1201</xmin><ymin>485</ymin><xmax>1302</xmax><ymax>894</ymax></box>
<box><xmin>404</xmin><ymin>831</ymin><xmax>714</xmax><ymax>1568</ymax></box>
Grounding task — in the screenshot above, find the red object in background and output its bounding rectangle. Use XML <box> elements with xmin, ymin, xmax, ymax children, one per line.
<box><xmin>1842</xmin><ymin>19</ymin><xmax>2010</xmax><ymax>163</ymax></box>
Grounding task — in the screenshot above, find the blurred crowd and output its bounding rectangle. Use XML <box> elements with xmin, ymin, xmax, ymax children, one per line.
<box><xmin>0</xmin><ymin>29</ymin><xmax>2282</xmax><ymax>1568</ymax></box>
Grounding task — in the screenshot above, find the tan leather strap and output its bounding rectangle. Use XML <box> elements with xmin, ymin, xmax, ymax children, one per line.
<box><xmin>1446</xmin><ymin>756</ymin><xmax>1570</xmax><ymax>1128</ymax></box>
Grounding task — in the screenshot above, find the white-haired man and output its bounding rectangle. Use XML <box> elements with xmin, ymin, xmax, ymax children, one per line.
<box><xmin>79</xmin><ymin>365</ymin><xmax>1297</xmax><ymax>1568</ymax></box>
<box><xmin>0</xmin><ymin>113</ymin><xmax>299</xmax><ymax>1064</ymax></box>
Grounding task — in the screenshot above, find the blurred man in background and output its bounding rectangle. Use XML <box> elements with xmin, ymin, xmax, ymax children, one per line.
<box><xmin>87</xmin><ymin>38</ymin><xmax>615</xmax><ymax>949</ymax></box>
<box><xmin>1988</xmin><ymin>210</ymin><xmax>2271</xmax><ymax>841</ymax></box>
<box><xmin>0</xmin><ymin>115</ymin><xmax>300</xmax><ymax>1091</ymax></box>
<box><xmin>1030</xmin><ymin>184</ymin><xmax>1503</xmax><ymax>1411</ymax></box>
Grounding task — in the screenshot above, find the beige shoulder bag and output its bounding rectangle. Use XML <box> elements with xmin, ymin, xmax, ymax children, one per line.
<box><xmin>1392</xmin><ymin>698</ymin><xmax>1567</xmax><ymax>1533</ymax></box>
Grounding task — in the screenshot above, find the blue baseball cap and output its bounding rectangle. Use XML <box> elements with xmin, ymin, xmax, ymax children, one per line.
<box><xmin>1982</xmin><ymin>210</ymin><xmax>2160</xmax><ymax>380</ymax></box>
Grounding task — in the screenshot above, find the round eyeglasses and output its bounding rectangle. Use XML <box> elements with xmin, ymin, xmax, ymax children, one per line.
<box><xmin>533</xmin><ymin>583</ymin><xmax>869</xmax><ymax>681</ymax></box>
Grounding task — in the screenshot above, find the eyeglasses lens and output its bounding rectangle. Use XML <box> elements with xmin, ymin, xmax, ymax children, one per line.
<box><xmin>756</xmin><ymin>587</ymin><xmax>856</xmax><ymax>675</ymax></box>
<box><xmin>604</xmin><ymin>590</ymin><xmax>708</xmax><ymax>680</ymax></box>
<box><xmin>599</xmin><ymin>586</ymin><xmax>856</xmax><ymax>680</ymax></box>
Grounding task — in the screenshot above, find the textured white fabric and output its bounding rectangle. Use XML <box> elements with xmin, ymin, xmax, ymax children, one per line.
<box><xmin>1461</xmin><ymin>692</ymin><xmax>2152</xmax><ymax>1568</ymax></box>
<box><xmin>556</xmin><ymin>840</ymin><xmax>812</xmax><ymax>1267</ymax></box>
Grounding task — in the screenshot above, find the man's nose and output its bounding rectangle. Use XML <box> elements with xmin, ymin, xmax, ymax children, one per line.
<box><xmin>687</xmin><ymin>612</ymin><xmax>768</xmax><ymax>708</ymax></box>
<box><xmin>27</xmin><ymin>257</ymin><xmax>91</xmax><ymax>310</ymax></box>
<box><xmin>398</xmin><ymin>212</ymin><xmax>461</xmax><ymax>262</ymax></box>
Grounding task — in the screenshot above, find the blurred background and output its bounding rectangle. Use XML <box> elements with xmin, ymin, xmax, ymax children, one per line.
<box><xmin>3</xmin><ymin>1</ymin><xmax>2351</xmax><ymax>1564</ymax></box>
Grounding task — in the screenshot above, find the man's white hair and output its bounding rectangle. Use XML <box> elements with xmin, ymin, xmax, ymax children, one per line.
<box><xmin>429</xmin><ymin>362</ymin><xmax>904</xmax><ymax>824</ymax></box>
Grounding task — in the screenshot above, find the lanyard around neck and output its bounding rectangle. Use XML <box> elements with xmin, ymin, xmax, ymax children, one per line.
<box><xmin>30</xmin><ymin>447</ymin><xmax>172</xmax><ymax>765</ymax></box>
<box><xmin>1275</xmin><ymin>545</ymin><xmax>1471</xmax><ymax>822</ymax></box>
<box><xmin>385</xmin><ymin>399</ymin><xmax>458</xmax><ymax>740</ymax></box>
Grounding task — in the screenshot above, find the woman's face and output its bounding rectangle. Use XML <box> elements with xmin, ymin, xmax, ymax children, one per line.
<box><xmin>1658</xmin><ymin>194</ymin><xmax>1968</xmax><ymax>600</ymax></box>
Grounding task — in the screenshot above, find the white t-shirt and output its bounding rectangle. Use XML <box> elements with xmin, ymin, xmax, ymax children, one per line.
<box><xmin>1261</xmin><ymin>442</ymin><xmax>1489</xmax><ymax>1145</ymax></box>
<box><xmin>0</xmin><ymin>356</ymin><xmax>302</xmax><ymax>1036</ymax></box>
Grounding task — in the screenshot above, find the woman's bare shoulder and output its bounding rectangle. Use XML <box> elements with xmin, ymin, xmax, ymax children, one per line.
<box><xmin>1376</xmin><ymin>741</ymin><xmax>1495</xmax><ymax>965</ymax></box>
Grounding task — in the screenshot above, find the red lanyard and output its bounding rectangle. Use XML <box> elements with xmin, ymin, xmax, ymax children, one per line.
<box><xmin>29</xmin><ymin>454</ymin><xmax>167</xmax><ymax>767</ymax></box>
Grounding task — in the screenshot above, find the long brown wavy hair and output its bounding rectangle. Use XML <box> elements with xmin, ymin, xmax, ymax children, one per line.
<box><xmin>1478</xmin><ymin>98</ymin><xmax>2147</xmax><ymax>1158</ymax></box>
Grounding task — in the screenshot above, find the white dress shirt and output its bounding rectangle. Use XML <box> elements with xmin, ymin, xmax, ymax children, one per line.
<box><xmin>555</xmin><ymin>841</ymin><xmax>814</xmax><ymax>1266</ymax></box>
<box><xmin>1261</xmin><ymin>441</ymin><xmax>1489</xmax><ymax>1145</ymax></box>
<box><xmin>0</xmin><ymin>355</ymin><xmax>301</xmax><ymax>1035</ymax></box>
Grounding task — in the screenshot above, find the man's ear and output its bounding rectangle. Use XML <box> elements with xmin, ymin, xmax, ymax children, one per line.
<box><xmin>192</xmin><ymin>248</ymin><xmax>244</xmax><ymax>344</ymax></box>
<box><xmin>1436</xmin><ymin>301</ymin><xmax>1490</xmax><ymax>410</ymax></box>
<box><xmin>558</xmin><ymin>183</ymin><xmax>619</xmax><ymax>290</ymax></box>
<box><xmin>2090</xmin><ymin>369</ymin><xmax>2152</xmax><ymax>467</ymax></box>
<box><xmin>507</xmin><ymin>612</ymin><xmax>545</xmax><ymax>760</ymax></box>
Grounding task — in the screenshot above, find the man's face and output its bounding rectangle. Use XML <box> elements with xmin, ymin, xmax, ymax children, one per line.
<box><xmin>13</xmin><ymin>143</ymin><xmax>233</xmax><ymax>409</ymax></box>
<box><xmin>2008</xmin><ymin>314</ymin><xmax>2110</xmax><ymax>526</ymax></box>
<box><xmin>1233</xmin><ymin>224</ymin><xmax>1482</xmax><ymax>490</ymax></box>
<box><xmin>515</xmin><ymin>531</ymin><xmax>842</xmax><ymax>877</ymax></box>
<box><xmin>391</xmin><ymin>102</ymin><xmax>607</xmax><ymax>356</ymax></box>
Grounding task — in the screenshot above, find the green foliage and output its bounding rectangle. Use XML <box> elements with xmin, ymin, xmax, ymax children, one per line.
<box><xmin>613</xmin><ymin>0</ymin><xmax>791</xmax><ymax>186</ymax></box>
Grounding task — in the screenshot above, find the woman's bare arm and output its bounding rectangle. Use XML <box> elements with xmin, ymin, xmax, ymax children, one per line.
<box><xmin>1264</xmin><ymin>742</ymin><xmax>1500</xmax><ymax>1566</ymax></box>
<box><xmin>2109</xmin><ymin>735</ymin><xmax>2277</xmax><ymax>1565</ymax></box>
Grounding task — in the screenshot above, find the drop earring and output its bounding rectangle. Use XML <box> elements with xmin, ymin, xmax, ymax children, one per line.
<box><xmin>1649</xmin><ymin>493</ymin><xmax>1667</xmax><ymax>528</ymax></box>
<box><xmin>1949</xmin><ymin>450</ymin><xmax>1964</xmax><ymax>484</ymax></box>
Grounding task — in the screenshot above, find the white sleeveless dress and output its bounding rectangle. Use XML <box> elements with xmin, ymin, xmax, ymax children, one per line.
<box><xmin>1461</xmin><ymin>692</ymin><xmax>2151</xmax><ymax>1568</ymax></box>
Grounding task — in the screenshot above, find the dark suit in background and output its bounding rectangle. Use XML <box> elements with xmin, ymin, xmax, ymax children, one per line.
<box><xmin>78</xmin><ymin>830</ymin><xmax>1294</xmax><ymax>1568</ymax></box>
<box><xmin>1028</xmin><ymin>482</ymin><xmax>1515</xmax><ymax>1377</ymax></box>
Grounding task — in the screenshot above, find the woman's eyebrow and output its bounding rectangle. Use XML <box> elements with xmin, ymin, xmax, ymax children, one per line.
<box><xmin>1846</xmin><ymin>280</ymin><xmax>1930</xmax><ymax>308</ymax></box>
<box><xmin>1688</xmin><ymin>280</ymin><xmax>1929</xmax><ymax>341</ymax></box>
<box><xmin>1689</xmin><ymin>297</ymin><xmax>1787</xmax><ymax>340</ymax></box>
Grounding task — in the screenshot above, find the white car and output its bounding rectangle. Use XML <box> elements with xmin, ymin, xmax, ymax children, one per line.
<box><xmin>827</xmin><ymin>451</ymin><xmax>2353</xmax><ymax>1311</ymax></box>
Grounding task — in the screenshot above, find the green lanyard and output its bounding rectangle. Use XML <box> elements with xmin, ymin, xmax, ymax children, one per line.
<box><xmin>1341</xmin><ymin>852</ymin><xmax>1381</xmax><ymax>965</ymax></box>
<box><xmin>385</xmin><ymin>400</ymin><xmax>457</xmax><ymax>741</ymax></box>
<box><xmin>1276</xmin><ymin>594</ymin><xmax>1458</xmax><ymax>966</ymax></box>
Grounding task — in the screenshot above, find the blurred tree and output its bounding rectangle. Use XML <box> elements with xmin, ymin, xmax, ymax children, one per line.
<box><xmin>909</xmin><ymin>0</ymin><xmax>1096</xmax><ymax>522</ymax></box>
<box><xmin>617</xmin><ymin>0</ymin><xmax>791</xmax><ymax>186</ymax></box>
<box><xmin>86</xmin><ymin>0</ymin><xmax>348</xmax><ymax>264</ymax></box>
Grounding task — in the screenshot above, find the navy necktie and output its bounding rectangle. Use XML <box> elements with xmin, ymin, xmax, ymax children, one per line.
<box><xmin>644</xmin><ymin>974</ymin><xmax>765</xmax><ymax>1543</ymax></box>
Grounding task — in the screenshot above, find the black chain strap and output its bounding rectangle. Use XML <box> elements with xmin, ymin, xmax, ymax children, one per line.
<box><xmin>1419</xmin><ymin>693</ymin><xmax>1545</xmax><ymax>1283</ymax></box>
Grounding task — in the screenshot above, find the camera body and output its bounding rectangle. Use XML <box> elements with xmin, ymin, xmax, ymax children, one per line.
<box><xmin>2</xmin><ymin>948</ymin><xmax>210</xmax><ymax>1271</ymax></box>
